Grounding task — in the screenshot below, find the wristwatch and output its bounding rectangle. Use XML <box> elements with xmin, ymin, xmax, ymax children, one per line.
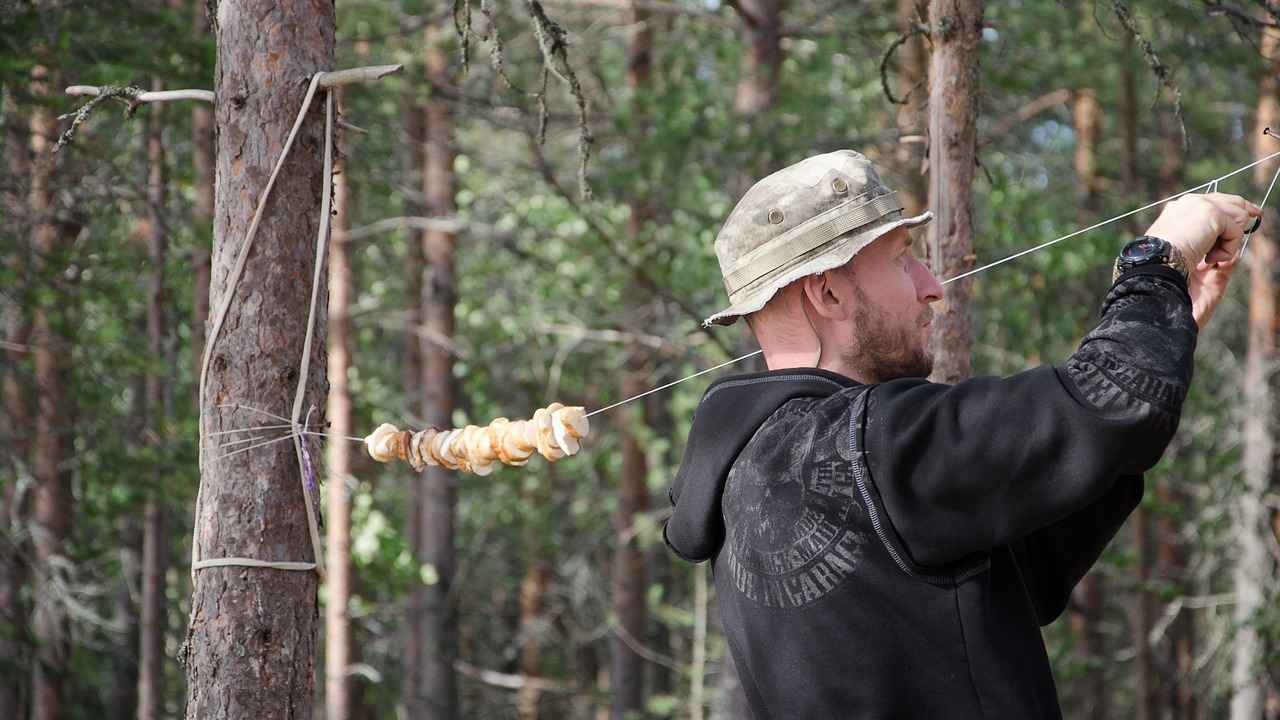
<box><xmin>1112</xmin><ymin>235</ymin><xmax>1190</xmax><ymax>284</ymax></box>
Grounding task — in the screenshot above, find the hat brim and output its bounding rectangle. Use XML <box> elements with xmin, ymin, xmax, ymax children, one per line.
<box><xmin>702</xmin><ymin>210</ymin><xmax>933</xmax><ymax>327</ymax></box>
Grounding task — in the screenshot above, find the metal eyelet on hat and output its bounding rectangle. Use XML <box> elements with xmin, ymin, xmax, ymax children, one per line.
<box><xmin>832</xmin><ymin>177</ymin><xmax>849</xmax><ymax>194</ymax></box>
<box><xmin>768</xmin><ymin>208</ymin><xmax>785</xmax><ymax>224</ymax></box>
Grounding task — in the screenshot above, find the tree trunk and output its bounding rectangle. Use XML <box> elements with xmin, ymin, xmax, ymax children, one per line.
<box><xmin>408</xmin><ymin>21</ymin><xmax>459</xmax><ymax>720</ymax></box>
<box><xmin>0</xmin><ymin>84</ymin><xmax>31</xmax><ymax>720</ymax></box>
<box><xmin>925</xmin><ymin>0</ymin><xmax>982</xmax><ymax>385</ymax></box>
<box><xmin>729</xmin><ymin>0</ymin><xmax>783</xmax><ymax>198</ymax></box>
<box><xmin>1231</xmin><ymin>25</ymin><xmax>1280</xmax><ymax>720</ymax></box>
<box><xmin>732</xmin><ymin>0</ymin><xmax>782</xmax><ymax>117</ymax></box>
<box><xmin>610</xmin><ymin>7</ymin><xmax>653</xmax><ymax>718</ymax></box>
<box><xmin>137</xmin><ymin>74</ymin><xmax>169</xmax><ymax>720</ymax></box>
<box><xmin>400</xmin><ymin>39</ymin><xmax>427</xmax><ymax>717</ymax></box>
<box><xmin>191</xmin><ymin>0</ymin><xmax>214</xmax><ymax>391</ymax></box>
<box><xmin>326</xmin><ymin>91</ymin><xmax>356</xmax><ymax>720</ymax></box>
<box><xmin>517</xmin><ymin>488</ymin><xmax>550</xmax><ymax>720</ymax></box>
<box><xmin>894</xmin><ymin>0</ymin><xmax>928</xmax><ymax>216</ymax></box>
<box><xmin>1065</xmin><ymin>83</ymin><xmax>1109</xmax><ymax>720</ymax></box>
<box><xmin>183</xmin><ymin>2</ymin><xmax>334</xmax><ymax>717</ymax></box>
<box><xmin>611</xmin><ymin>371</ymin><xmax>649</xmax><ymax>719</ymax></box>
<box><xmin>1133</xmin><ymin>505</ymin><xmax>1157</xmax><ymax>720</ymax></box>
<box><xmin>29</xmin><ymin>60</ymin><xmax>75</xmax><ymax>720</ymax></box>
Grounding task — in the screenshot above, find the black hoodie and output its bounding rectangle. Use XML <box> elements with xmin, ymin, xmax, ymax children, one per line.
<box><xmin>665</xmin><ymin>265</ymin><xmax>1197</xmax><ymax>719</ymax></box>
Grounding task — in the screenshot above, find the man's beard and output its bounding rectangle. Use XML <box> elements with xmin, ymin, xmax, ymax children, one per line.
<box><xmin>843</xmin><ymin>284</ymin><xmax>933</xmax><ymax>383</ymax></box>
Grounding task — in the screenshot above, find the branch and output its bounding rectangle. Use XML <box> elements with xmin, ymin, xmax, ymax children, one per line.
<box><xmin>1109</xmin><ymin>0</ymin><xmax>1189</xmax><ymax>151</ymax></box>
<box><xmin>879</xmin><ymin>23</ymin><xmax>929</xmax><ymax>106</ymax></box>
<box><xmin>344</xmin><ymin>215</ymin><xmax>466</xmax><ymax>241</ymax></box>
<box><xmin>454</xmin><ymin>660</ymin><xmax>576</xmax><ymax>693</ymax></box>
<box><xmin>66</xmin><ymin>85</ymin><xmax>214</xmax><ymax>103</ymax></box>
<box><xmin>980</xmin><ymin>88</ymin><xmax>1072</xmax><ymax>146</ymax></box>
<box><xmin>59</xmin><ymin>64</ymin><xmax>401</xmax><ymax>153</ymax></box>
<box><xmin>540</xmin><ymin>0</ymin><xmax>737</xmax><ymax>27</ymax></box>
<box><xmin>1203</xmin><ymin>1</ymin><xmax>1280</xmax><ymax>28</ymax></box>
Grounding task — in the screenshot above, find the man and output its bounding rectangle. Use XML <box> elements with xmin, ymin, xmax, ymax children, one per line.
<box><xmin>663</xmin><ymin>150</ymin><xmax>1259</xmax><ymax>718</ymax></box>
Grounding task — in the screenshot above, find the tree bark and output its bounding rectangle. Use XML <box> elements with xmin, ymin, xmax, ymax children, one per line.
<box><xmin>729</xmin><ymin>0</ymin><xmax>783</xmax><ymax>198</ymax></box>
<box><xmin>137</xmin><ymin>74</ymin><xmax>169</xmax><ymax>720</ymax></box>
<box><xmin>732</xmin><ymin>0</ymin><xmax>782</xmax><ymax>117</ymax></box>
<box><xmin>0</xmin><ymin>83</ymin><xmax>31</xmax><ymax>720</ymax></box>
<box><xmin>183</xmin><ymin>2</ymin><xmax>334</xmax><ymax>717</ymax></box>
<box><xmin>894</xmin><ymin>0</ymin><xmax>928</xmax><ymax>217</ymax></box>
<box><xmin>29</xmin><ymin>60</ymin><xmax>76</xmax><ymax>720</ymax></box>
<box><xmin>408</xmin><ymin>21</ymin><xmax>459</xmax><ymax>720</ymax></box>
<box><xmin>400</xmin><ymin>53</ymin><xmax>427</xmax><ymax>720</ymax></box>
<box><xmin>1065</xmin><ymin>83</ymin><xmax>1109</xmax><ymax>720</ymax></box>
<box><xmin>326</xmin><ymin>91</ymin><xmax>356</xmax><ymax>720</ymax></box>
<box><xmin>1231</xmin><ymin>24</ymin><xmax>1280</xmax><ymax>720</ymax></box>
<box><xmin>925</xmin><ymin>0</ymin><xmax>982</xmax><ymax>385</ymax></box>
<box><xmin>610</xmin><ymin>7</ymin><xmax>653</xmax><ymax>718</ymax></box>
<box><xmin>191</xmin><ymin>0</ymin><xmax>214</xmax><ymax>392</ymax></box>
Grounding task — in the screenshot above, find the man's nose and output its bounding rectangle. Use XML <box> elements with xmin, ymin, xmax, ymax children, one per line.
<box><xmin>912</xmin><ymin>258</ymin><xmax>944</xmax><ymax>303</ymax></box>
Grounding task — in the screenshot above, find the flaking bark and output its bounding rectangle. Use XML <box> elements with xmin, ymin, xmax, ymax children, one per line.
<box><xmin>183</xmin><ymin>1</ymin><xmax>334</xmax><ymax>717</ymax></box>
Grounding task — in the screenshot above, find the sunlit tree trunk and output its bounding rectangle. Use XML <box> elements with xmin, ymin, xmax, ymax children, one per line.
<box><xmin>517</xmin><ymin>466</ymin><xmax>551</xmax><ymax>720</ymax></box>
<box><xmin>191</xmin><ymin>0</ymin><xmax>214</xmax><ymax>392</ymax></box>
<box><xmin>1231</xmin><ymin>24</ymin><xmax>1280</xmax><ymax>720</ymax></box>
<box><xmin>925</xmin><ymin>0</ymin><xmax>982</xmax><ymax>384</ymax></box>
<box><xmin>894</xmin><ymin>0</ymin><xmax>928</xmax><ymax>217</ymax></box>
<box><xmin>1066</xmin><ymin>83</ymin><xmax>1109</xmax><ymax>720</ymax></box>
<box><xmin>611</xmin><ymin>5</ymin><xmax>653</xmax><ymax>718</ymax></box>
<box><xmin>409</xmin><ymin>20</ymin><xmax>459</xmax><ymax>720</ymax></box>
<box><xmin>183</xmin><ymin>1</ymin><xmax>333</xmax><ymax>716</ymax></box>
<box><xmin>29</xmin><ymin>60</ymin><xmax>76</xmax><ymax>720</ymax></box>
<box><xmin>137</xmin><ymin>73</ymin><xmax>169</xmax><ymax>720</ymax></box>
<box><xmin>326</xmin><ymin>90</ymin><xmax>356</xmax><ymax>720</ymax></box>
<box><xmin>0</xmin><ymin>84</ymin><xmax>32</xmax><ymax>720</ymax></box>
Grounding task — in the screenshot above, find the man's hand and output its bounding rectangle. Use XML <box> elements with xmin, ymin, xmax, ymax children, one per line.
<box><xmin>1143</xmin><ymin>193</ymin><xmax>1261</xmax><ymax>328</ymax></box>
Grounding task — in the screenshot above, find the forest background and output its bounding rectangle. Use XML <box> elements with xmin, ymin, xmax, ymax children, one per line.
<box><xmin>2</xmin><ymin>0</ymin><xmax>1280</xmax><ymax>719</ymax></box>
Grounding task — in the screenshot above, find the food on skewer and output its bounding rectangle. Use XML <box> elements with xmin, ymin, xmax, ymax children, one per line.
<box><xmin>363</xmin><ymin>404</ymin><xmax>590</xmax><ymax>475</ymax></box>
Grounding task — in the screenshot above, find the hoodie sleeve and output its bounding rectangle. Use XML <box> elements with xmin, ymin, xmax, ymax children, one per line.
<box><xmin>863</xmin><ymin>265</ymin><xmax>1196</xmax><ymax>569</ymax></box>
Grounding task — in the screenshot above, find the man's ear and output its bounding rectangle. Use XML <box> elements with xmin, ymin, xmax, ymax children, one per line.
<box><xmin>802</xmin><ymin>270</ymin><xmax>848</xmax><ymax>321</ymax></box>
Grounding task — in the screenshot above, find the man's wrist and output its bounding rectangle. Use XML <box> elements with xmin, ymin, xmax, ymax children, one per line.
<box><xmin>1113</xmin><ymin>236</ymin><xmax>1190</xmax><ymax>284</ymax></box>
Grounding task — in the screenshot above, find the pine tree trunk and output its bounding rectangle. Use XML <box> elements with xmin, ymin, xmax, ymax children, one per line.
<box><xmin>400</xmin><ymin>50</ymin><xmax>427</xmax><ymax>718</ymax></box>
<box><xmin>1134</xmin><ymin>506</ymin><xmax>1157</xmax><ymax>720</ymax></box>
<box><xmin>137</xmin><ymin>74</ymin><xmax>169</xmax><ymax>720</ymax></box>
<box><xmin>894</xmin><ymin>0</ymin><xmax>928</xmax><ymax>216</ymax></box>
<box><xmin>191</xmin><ymin>0</ymin><xmax>214</xmax><ymax>392</ymax></box>
<box><xmin>0</xmin><ymin>84</ymin><xmax>31</xmax><ymax>720</ymax></box>
<box><xmin>925</xmin><ymin>0</ymin><xmax>982</xmax><ymax>384</ymax></box>
<box><xmin>326</xmin><ymin>94</ymin><xmax>356</xmax><ymax>720</ymax></box>
<box><xmin>409</xmin><ymin>21</ymin><xmax>459</xmax><ymax>720</ymax></box>
<box><xmin>729</xmin><ymin>0</ymin><xmax>783</xmax><ymax>198</ymax></box>
<box><xmin>517</xmin><ymin>469</ymin><xmax>550</xmax><ymax>720</ymax></box>
<box><xmin>183</xmin><ymin>2</ymin><xmax>334</xmax><ymax>717</ymax></box>
<box><xmin>610</xmin><ymin>7</ymin><xmax>653</xmax><ymax>718</ymax></box>
<box><xmin>1231</xmin><ymin>25</ymin><xmax>1280</xmax><ymax>720</ymax></box>
<box><xmin>612</xmin><ymin>372</ymin><xmax>648</xmax><ymax>719</ymax></box>
<box><xmin>29</xmin><ymin>60</ymin><xmax>75</xmax><ymax>720</ymax></box>
<box><xmin>1066</xmin><ymin>84</ymin><xmax>1108</xmax><ymax>720</ymax></box>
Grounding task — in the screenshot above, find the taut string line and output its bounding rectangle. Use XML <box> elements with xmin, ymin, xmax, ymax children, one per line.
<box><xmin>586</xmin><ymin>147</ymin><xmax>1280</xmax><ymax>420</ymax></box>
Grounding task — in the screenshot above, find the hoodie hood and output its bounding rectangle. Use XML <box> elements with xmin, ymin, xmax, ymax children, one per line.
<box><xmin>663</xmin><ymin>367</ymin><xmax>860</xmax><ymax>562</ymax></box>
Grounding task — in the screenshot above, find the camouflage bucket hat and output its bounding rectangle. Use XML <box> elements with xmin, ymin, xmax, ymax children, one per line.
<box><xmin>704</xmin><ymin>149</ymin><xmax>933</xmax><ymax>327</ymax></box>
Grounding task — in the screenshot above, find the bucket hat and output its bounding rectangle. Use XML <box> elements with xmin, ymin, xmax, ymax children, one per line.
<box><xmin>704</xmin><ymin>149</ymin><xmax>933</xmax><ymax>327</ymax></box>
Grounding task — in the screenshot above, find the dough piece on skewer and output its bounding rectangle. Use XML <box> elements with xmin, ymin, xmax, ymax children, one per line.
<box><xmin>552</xmin><ymin>406</ymin><xmax>589</xmax><ymax>456</ymax></box>
<box><xmin>533</xmin><ymin>405</ymin><xmax>565</xmax><ymax>461</ymax></box>
<box><xmin>365</xmin><ymin>423</ymin><xmax>401</xmax><ymax>463</ymax></box>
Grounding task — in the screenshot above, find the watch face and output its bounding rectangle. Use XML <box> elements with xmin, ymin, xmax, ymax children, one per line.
<box><xmin>1123</xmin><ymin>237</ymin><xmax>1164</xmax><ymax>262</ymax></box>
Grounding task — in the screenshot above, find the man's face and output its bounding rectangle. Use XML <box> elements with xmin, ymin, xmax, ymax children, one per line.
<box><xmin>833</xmin><ymin>226</ymin><xmax>944</xmax><ymax>382</ymax></box>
